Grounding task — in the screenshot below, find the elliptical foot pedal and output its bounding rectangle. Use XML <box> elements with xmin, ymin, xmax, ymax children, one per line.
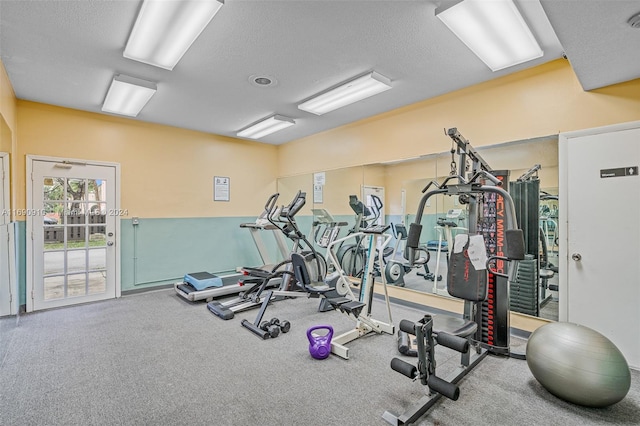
<box><xmin>339</xmin><ymin>301</ymin><xmax>366</xmax><ymax>318</ymax></box>
<box><xmin>318</xmin><ymin>298</ymin><xmax>336</xmax><ymax>312</ymax></box>
<box><xmin>326</xmin><ymin>297</ymin><xmax>350</xmax><ymax>307</ymax></box>
<box><xmin>207</xmin><ymin>301</ymin><xmax>235</xmax><ymax>320</ymax></box>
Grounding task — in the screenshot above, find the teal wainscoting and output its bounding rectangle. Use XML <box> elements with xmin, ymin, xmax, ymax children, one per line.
<box><xmin>14</xmin><ymin>213</ymin><xmax>402</xmax><ymax>305</ymax></box>
<box><xmin>120</xmin><ymin>216</ymin><xmax>296</xmax><ymax>291</ymax></box>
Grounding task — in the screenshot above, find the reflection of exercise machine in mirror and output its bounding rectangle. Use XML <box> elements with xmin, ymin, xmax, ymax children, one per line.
<box><xmin>336</xmin><ymin>194</ymin><xmax>392</xmax><ymax>278</ymax></box>
<box><xmin>384</xmin><ymin>222</ymin><xmax>436</xmax><ymax>287</ymax></box>
<box><xmin>430</xmin><ymin>208</ymin><xmax>467</xmax><ymax>295</ymax></box>
<box><xmin>310</xmin><ymin>208</ymin><xmax>347</xmax><ymax>272</ymax></box>
<box><xmin>510</xmin><ymin>166</ymin><xmax>559</xmax><ymax>319</ymax></box>
<box><xmin>539</xmin><ymin>191</ymin><xmax>559</xmax><ymax>254</ymax></box>
<box><xmin>538</xmin><ymin>191</ymin><xmax>559</xmax><ymax>316</ymax></box>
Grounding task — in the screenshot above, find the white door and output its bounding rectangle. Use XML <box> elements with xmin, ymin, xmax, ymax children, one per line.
<box><xmin>560</xmin><ymin>123</ymin><xmax>640</xmax><ymax>369</ymax></box>
<box><xmin>0</xmin><ymin>153</ymin><xmax>12</xmax><ymax>316</ymax></box>
<box><xmin>28</xmin><ymin>158</ymin><xmax>120</xmax><ymax>311</ymax></box>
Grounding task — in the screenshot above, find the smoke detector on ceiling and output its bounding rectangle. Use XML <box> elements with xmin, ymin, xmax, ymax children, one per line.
<box><xmin>249</xmin><ymin>75</ymin><xmax>277</xmax><ymax>87</ymax></box>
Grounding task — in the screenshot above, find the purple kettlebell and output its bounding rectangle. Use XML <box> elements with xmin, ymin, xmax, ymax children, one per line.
<box><xmin>307</xmin><ymin>325</ymin><xmax>333</xmax><ymax>360</ymax></box>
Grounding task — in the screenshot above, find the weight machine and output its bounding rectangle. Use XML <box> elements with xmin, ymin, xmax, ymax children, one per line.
<box><xmin>383</xmin><ymin>128</ymin><xmax>526</xmax><ymax>425</ymax></box>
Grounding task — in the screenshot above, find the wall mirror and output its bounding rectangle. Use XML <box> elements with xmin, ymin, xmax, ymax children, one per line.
<box><xmin>276</xmin><ymin>166</ymin><xmax>365</xmax><ymax>270</ymax></box>
<box><xmin>275</xmin><ymin>135</ymin><xmax>559</xmax><ymax>322</ymax></box>
<box><xmin>383</xmin><ymin>135</ymin><xmax>559</xmax><ymax>321</ymax></box>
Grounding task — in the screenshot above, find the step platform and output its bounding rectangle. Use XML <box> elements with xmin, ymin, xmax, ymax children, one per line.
<box><xmin>184</xmin><ymin>272</ymin><xmax>223</xmax><ymax>291</ymax></box>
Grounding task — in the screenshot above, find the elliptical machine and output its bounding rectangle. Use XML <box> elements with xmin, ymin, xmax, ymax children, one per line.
<box><xmin>207</xmin><ymin>191</ymin><xmax>327</xmax><ymax>320</ymax></box>
<box><xmin>383</xmin><ymin>223</ymin><xmax>433</xmax><ymax>287</ymax></box>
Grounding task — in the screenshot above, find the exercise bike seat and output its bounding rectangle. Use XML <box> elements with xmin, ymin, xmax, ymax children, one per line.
<box><xmin>291</xmin><ymin>252</ymin><xmax>331</xmax><ymax>295</ymax></box>
<box><xmin>432</xmin><ymin>315</ymin><xmax>478</xmax><ymax>339</ymax></box>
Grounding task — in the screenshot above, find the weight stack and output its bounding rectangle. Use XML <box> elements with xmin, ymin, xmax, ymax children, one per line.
<box><xmin>509</xmin><ymin>254</ymin><xmax>538</xmax><ymax>316</ymax></box>
<box><xmin>476</xmin><ymin>170</ymin><xmax>511</xmax><ymax>354</ymax></box>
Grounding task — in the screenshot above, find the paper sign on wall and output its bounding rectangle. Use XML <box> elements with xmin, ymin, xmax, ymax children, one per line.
<box><xmin>214</xmin><ymin>176</ymin><xmax>230</xmax><ymax>201</ymax></box>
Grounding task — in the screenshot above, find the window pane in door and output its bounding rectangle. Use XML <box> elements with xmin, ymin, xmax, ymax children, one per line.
<box><xmin>67</xmin><ymin>249</ymin><xmax>87</xmax><ymax>274</ymax></box>
<box><xmin>44</xmin><ymin>276</ymin><xmax>64</xmax><ymax>300</ymax></box>
<box><xmin>67</xmin><ymin>225</ymin><xmax>86</xmax><ymax>247</ymax></box>
<box><xmin>66</xmin><ymin>178</ymin><xmax>87</xmax><ymax>202</ymax></box>
<box><xmin>43</xmin><ymin>251</ymin><xmax>64</xmax><ymax>275</ymax></box>
<box><xmin>88</xmin><ymin>272</ymin><xmax>106</xmax><ymax>295</ymax></box>
<box><xmin>43</xmin><ymin>177</ymin><xmax>65</xmax><ymax>201</ymax></box>
<box><xmin>67</xmin><ymin>273</ymin><xmax>87</xmax><ymax>297</ymax></box>
<box><xmin>89</xmin><ymin>248</ymin><xmax>106</xmax><ymax>271</ymax></box>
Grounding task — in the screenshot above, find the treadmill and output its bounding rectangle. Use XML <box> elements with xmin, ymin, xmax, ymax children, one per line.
<box><xmin>174</xmin><ymin>197</ymin><xmax>291</xmax><ymax>302</ymax></box>
<box><xmin>207</xmin><ymin>190</ymin><xmax>319</xmax><ymax>320</ymax></box>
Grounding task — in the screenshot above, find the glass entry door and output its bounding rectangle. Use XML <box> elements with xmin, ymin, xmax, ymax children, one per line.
<box><xmin>29</xmin><ymin>159</ymin><xmax>119</xmax><ymax>311</ymax></box>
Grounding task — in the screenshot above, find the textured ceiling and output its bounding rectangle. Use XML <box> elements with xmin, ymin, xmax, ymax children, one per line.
<box><xmin>0</xmin><ymin>1</ymin><xmax>637</xmax><ymax>145</ymax></box>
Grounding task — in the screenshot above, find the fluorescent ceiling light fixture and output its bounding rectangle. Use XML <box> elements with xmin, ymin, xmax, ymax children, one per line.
<box><xmin>437</xmin><ymin>0</ymin><xmax>543</xmax><ymax>72</ymax></box>
<box><xmin>237</xmin><ymin>115</ymin><xmax>295</xmax><ymax>139</ymax></box>
<box><xmin>124</xmin><ymin>0</ymin><xmax>224</xmax><ymax>70</ymax></box>
<box><xmin>298</xmin><ymin>71</ymin><xmax>392</xmax><ymax>116</ymax></box>
<box><xmin>102</xmin><ymin>74</ymin><xmax>157</xmax><ymax>117</ymax></box>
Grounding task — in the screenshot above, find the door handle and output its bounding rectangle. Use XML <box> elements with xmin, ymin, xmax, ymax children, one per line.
<box><xmin>107</xmin><ymin>241</ymin><xmax>114</xmax><ymax>247</ymax></box>
<box><xmin>571</xmin><ymin>253</ymin><xmax>582</xmax><ymax>261</ymax></box>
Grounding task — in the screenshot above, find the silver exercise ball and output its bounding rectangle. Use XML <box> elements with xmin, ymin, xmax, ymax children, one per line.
<box><xmin>526</xmin><ymin>322</ymin><xmax>631</xmax><ymax>408</ymax></box>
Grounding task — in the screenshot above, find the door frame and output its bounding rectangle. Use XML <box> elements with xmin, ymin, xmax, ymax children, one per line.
<box><xmin>558</xmin><ymin>120</ymin><xmax>640</xmax><ymax>322</ymax></box>
<box><xmin>0</xmin><ymin>152</ymin><xmax>17</xmax><ymax>316</ymax></box>
<box><xmin>26</xmin><ymin>155</ymin><xmax>122</xmax><ymax>312</ymax></box>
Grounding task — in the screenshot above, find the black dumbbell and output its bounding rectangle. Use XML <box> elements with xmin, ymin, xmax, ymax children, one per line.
<box><xmin>279</xmin><ymin>320</ymin><xmax>291</xmax><ymax>333</ymax></box>
<box><xmin>269</xmin><ymin>318</ymin><xmax>291</xmax><ymax>334</ymax></box>
<box><xmin>260</xmin><ymin>321</ymin><xmax>280</xmax><ymax>338</ymax></box>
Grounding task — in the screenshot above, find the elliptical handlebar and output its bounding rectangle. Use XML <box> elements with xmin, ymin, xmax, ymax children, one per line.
<box><xmin>264</xmin><ymin>193</ymin><xmax>280</xmax><ymax>218</ymax></box>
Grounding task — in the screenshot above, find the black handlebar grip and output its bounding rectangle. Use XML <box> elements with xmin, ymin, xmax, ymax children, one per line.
<box><xmin>435</xmin><ymin>332</ymin><xmax>469</xmax><ymax>353</ymax></box>
<box><xmin>486</xmin><ymin>256</ymin><xmax>509</xmax><ymax>278</ymax></box>
<box><xmin>390</xmin><ymin>358</ymin><xmax>417</xmax><ymax>379</ymax></box>
<box><xmin>428</xmin><ymin>375</ymin><xmax>460</xmax><ymax>401</ymax></box>
<box><xmin>399</xmin><ymin>319</ymin><xmax>416</xmax><ymax>335</ymax></box>
<box><xmin>407</xmin><ymin>223</ymin><xmax>422</xmax><ymax>249</ymax></box>
<box><xmin>264</xmin><ymin>193</ymin><xmax>280</xmax><ymax>213</ymax></box>
<box><xmin>506</xmin><ymin>229</ymin><xmax>525</xmax><ymax>260</ymax></box>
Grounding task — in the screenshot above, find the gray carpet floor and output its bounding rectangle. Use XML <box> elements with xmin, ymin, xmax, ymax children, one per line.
<box><xmin>1</xmin><ymin>288</ymin><xmax>638</xmax><ymax>426</ymax></box>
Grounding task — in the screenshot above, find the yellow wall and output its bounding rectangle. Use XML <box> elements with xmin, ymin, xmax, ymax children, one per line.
<box><xmin>16</xmin><ymin>101</ymin><xmax>278</xmax><ymax>219</ymax></box>
<box><xmin>0</xmin><ymin>60</ymin><xmax>17</xmax><ymax>215</ymax></box>
<box><xmin>0</xmin><ymin>60</ymin><xmax>17</xmax><ymax>136</ymax></box>
<box><xmin>278</xmin><ymin>59</ymin><xmax>640</xmax><ymax>176</ymax></box>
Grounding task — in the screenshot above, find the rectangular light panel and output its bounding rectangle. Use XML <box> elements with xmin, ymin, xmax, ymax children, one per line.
<box><xmin>124</xmin><ymin>0</ymin><xmax>224</xmax><ymax>70</ymax></box>
<box><xmin>298</xmin><ymin>71</ymin><xmax>392</xmax><ymax>116</ymax></box>
<box><xmin>437</xmin><ymin>0</ymin><xmax>543</xmax><ymax>72</ymax></box>
<box><xmin>102</xmin><ymin>75</ymin><xmax>157</xmax><ymax>117</ymax></box>
<box><xmin>237</xmin><ymin>115</ymin><xmax>295</xmax><ymax>139</ymax></box>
